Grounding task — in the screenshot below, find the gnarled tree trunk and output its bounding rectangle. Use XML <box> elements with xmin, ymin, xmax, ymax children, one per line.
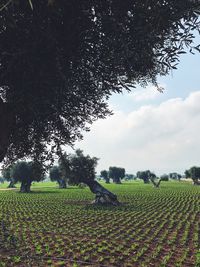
<box><xmin>113</xmin><ymin>177</ymin><xmax>121</xmax><ymax>184</ymax></box>
<box><xmin>150</xmin><ymin>177</ymin><xmax>162</xmax><ymax>188</ymax></box>
<box><xmin>84</xmin><ymin>180</ymin><xmax>120</xmax><ymax>206</ymax></box>
<box><xmin>20</xmin><ymin>181</ymin><xmax>31</xmax><ymax>193</ymax></box>
<box><xmin>58</xmin><ymin>179</ymin><xmax>67</xmax><ymax>189</ymax></box>
<box><xmin>7</xmin><ymin>180</ymin><xmax>16</xmax><ymax>188</ymax></box>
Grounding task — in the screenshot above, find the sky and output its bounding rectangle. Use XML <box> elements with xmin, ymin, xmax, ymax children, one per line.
<box><xmin>72</xmin><ymin>42</ymin><xmax>200</xmax><ymax>176</ymax></box>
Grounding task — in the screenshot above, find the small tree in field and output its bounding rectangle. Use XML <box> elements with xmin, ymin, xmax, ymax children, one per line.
<box><xmin>100</xmin><ymin>170</ymin><xmax>109</xmax><ymax>184</ymax></box>
<box><xmin>150</xmin><ymin>176</ymin><xmax>163</xmax><ymax>188</ymax></box>
<box><xmin>59</xmin><ymin>149</ymin><xmax>119</xmax><ymax>205</ymax></box>
<box><xmin>185</xmin><ymin>167</ymin><xmax>200</xmax><ymax>185</ymax></box>
<box><xmin>2</xmin><ymin>166</ymin><xmax>16</xmax><ymax>188</ymax></box>
<box><xmin>125</xmin><ymin>174</ymin><xmax>135</xmax><ymax>181</ymax></box>
<box><xmin>137</xmin><ymin>170</ymin><xmax>151</xmax><ymax>184</ymax></box>
<box><xmin>169</xmin><ymin>173</ymin><xmax>182</xmax><ymax>181</ymax></box>
<box><xmin>49</xmin><ymin>166</ymin><xmax>67</xmax><ymax>189</ymax></box>
<box><xmin>109</xmin><ymin>167</ymin><xmax>125</xmax><ymax>184</ymax></box>
<box><xmin>137</xmin><ymin>170</ymin><xmax>164</xmax><ymax>187</ymax></box>
<box><xmin>160</xmin><ymin>174</ymin><xmax>169</xmax><ymax>181</ymax></box>
<box><xmin>11</xmin><ymin>161</ymin><xmax>45</xmax><ymax>192</ymax></box>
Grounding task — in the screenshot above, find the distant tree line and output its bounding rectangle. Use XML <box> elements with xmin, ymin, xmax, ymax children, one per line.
<box><xmin>99</xmin><ymin>168</ymin><xmax>183</xmax><ymax>187</ymax></box>
<box><xmin>99</xmin><ymin>165</ymin><xmax>200</xmax><ymax>188</ymax></box>
<box><xmin>1</xmin><ymin>150</ymin><xmax>120</xmax><ymax>205</ymax></box>
<box><xmin>100</xmin><ymin>167</ymin><xmax>126</xmax><ymax>184</ymax></box>
<box><xmin>185</xmin><ymin>166</ymin><xmax>200</xmax><ymax>185</ymax></box>
<box><xmin>1</xmin><ymin>151</ymin><xmax>200</xmax><ymax>207</ymax></box>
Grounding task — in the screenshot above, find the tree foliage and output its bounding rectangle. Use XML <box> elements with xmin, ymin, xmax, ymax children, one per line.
<box><xmin>2</xmin><ymin>165</ymin><xmax>12</xmax><ymax>181</ymax></box>
<box><xmin>0</xmin><ymin>0</ymin><xmax>200</xmax><ymax>164</ymax></box>
<box><xmin>169</xmin><ymin>172</ymin><xmax>182</xmax><ymax>180</ymax></box>
<box><xmin>1</xmin><ymin>165</ymin><xmax>16</xmax><ymax>187</ymax></box>
<box><xmin>185</xmin><ymin>166</ymin><xmax>200</xmax><ymax>185</ymax></box>
<box><xmin>59</xmin><ymin>149</ymin><xmax>98</xmax><ymax>185</ymax></box>
<box><xmin>11</xmin><ymin>161</ymin><xmax>45</xmax><ymax>192</ymax></box>
<box><xmin>49</xmin><ymin>165</ymin><xmax>67</xmax><ymax>188</ymax></box>
<box><xmin>58</xmin><ymin>149</ymin><xmax>119</xmax><ymax>204</ymax></box>
<box><xmin>160</xmin><ymin>174</ymin><xmax>169</xmax><ymax>181</ymax></box>
<box><xmin>137</xmin><ymin>170</ymin><xmax>156</xmax><ymax>184</ymax></box>
<box><xmin>100</xmin><ymin>170</ymin><xmax>109</xmax><ymax>184</ymax></box>
<box><xmin>109</xmin><ymin>167</ymin><xmax>125</xmax><ymax>184</ymax></box>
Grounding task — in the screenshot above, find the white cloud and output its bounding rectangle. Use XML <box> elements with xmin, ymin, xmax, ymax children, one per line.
<box><xmin>130</xmin><ymin>84</ymin><xmax>165</xmax><ymax>102</ymax></box>
<box><xmin>75</xmin><ymin>91</ymin><xmax>200</xmax><ymax>175</ymax></box>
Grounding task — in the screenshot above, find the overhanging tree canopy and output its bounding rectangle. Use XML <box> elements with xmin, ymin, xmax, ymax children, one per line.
<box><xmin>0</xmin><ymin>0</ymin><xmax>200</xmax><ymax>164</ymax></box>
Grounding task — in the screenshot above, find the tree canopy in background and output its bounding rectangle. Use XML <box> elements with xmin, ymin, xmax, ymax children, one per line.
<box><xmin>59</xmin><ymin>149</ymin><xmax>98</xmax><ymax>186</ymax></box>
<box><xmin>185</xmin><ymin>166</ymin><xmax>200</xmax><ymax>185</ymax></box>
<box><xmin>100</xmin><ymin>170</ymin><xmax>109</xmax><ymax>184</ymax></box>
<box><xmin>2</xmin><ymin>161</ymin><xmax>45</xmax><ymax>192</ymax></box>
<box><xmin>109</xmin><ymin>167</ymin><xmax>125</xmax><ymax>184</ymax></box>
<box><xmin>1</xmin><ymin>165</ymin><xmax>16</xmax><ymax>188</ymax></box>
<box><xmin>49</xmin><ymin>165</ymin><xmax>67</xmax><ymax>188</ymax></box>
<box><xmin>137</xmin><ymin>170</ymin><xmax>156</xmax><ymax>184</ymax></box>
<box><xmin>0</xmin><ymin>0</ymin><xmax>200</xmax><ymax>164</ymax></box>
<box><xmin>169</xmin><ymin>172</ymin><xmax>182</xmax><ymax>181</ymax></box>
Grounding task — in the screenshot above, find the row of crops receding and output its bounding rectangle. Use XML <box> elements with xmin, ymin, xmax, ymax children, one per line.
<box><xmin>0</xmin><ymin>181</ymin><xmax>199</xmax><ymax>266</ymax></box>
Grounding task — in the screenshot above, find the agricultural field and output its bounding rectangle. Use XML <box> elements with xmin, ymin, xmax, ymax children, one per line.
<box><xmin>0</xmin><ymin>181</ymin><xmax>199</xmax><ymax>267</ymax></box>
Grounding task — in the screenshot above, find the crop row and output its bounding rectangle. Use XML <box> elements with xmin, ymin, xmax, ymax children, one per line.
<box><xmin>0</xmin><ymin>182</ymin><xmax>199</xmax><ymax>266</ymax></box>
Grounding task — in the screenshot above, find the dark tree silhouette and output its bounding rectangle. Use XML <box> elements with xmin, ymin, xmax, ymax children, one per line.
<box><xmin>109</xmin><ymin>167</ymin><xmax>125</xmax><ymax>184</ymax></box>
<box><xmin>137</xmin><ymin>171</ymin><xmax>149</xmax><ymax>184</ymax></box>
<box><xmin>0</xmin><ymin>1</ymin><xmax>200</xmax><ymax>164</ymax></box>
<box><xmin>49</xmin><ymin>165</ymin><xmax>67</xmax><ymax>189</ymax></box>
<box><xmin>59</xmin><ymin>150</ymin><xmax>120</xmax><ymax>205</ymax></box>
<box><xmin>185</xmin><ymin>166</ymin><xmax>200</xmax><ymax>185</ymax></box>
<box><xmin>160</xmin><ymin>174</ymin><xmax>169</xmax><ymax>181</ymax></box>
<box><xmin>137</xmin><ymin>170</ymin><xmax>156</xmax><ymax>184</ymax></box>
<box><xmin>149</xmin><ymin>176</ymin><xmax>163</xmax><ymax>188</ymax></box>
<box><xmin>11</xmin><ymin>161</ymin><xmax>45</xmax><ymax>192</ymax></box>
<box><xmin>169</xmin><ymin>172</ymin><xmax>182</xmax><ymax>181</ymax></box>
<box><xmin>1</xmin><ymin>165</ymin><xmax>16</xmax><ymax>188</ymax></box>
<box><xmin>100</xmin><ymin>170</ymin><xmax>110</xmax><ymax>184</ymax></box>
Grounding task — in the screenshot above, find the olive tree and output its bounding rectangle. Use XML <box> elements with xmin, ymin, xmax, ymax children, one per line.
<box><xmin>109</xmin><ymin>167</ymin><xmax>125</xmax><ymax>184</ymax></box>
<box><xmin>49</xmin><ymin>166</ymin><xmax>67</xmax><ymax>189</ymax></box>
<box><xmin>0</xmin><ymin>1</ymin><xmax>200</xmax><ymax>166</ymax></box>
<box><xmin>137</xmin><ymin>170</ymin><xmax>152</xmax><ymax>184</ymax></box>
<box><xmin>11</xmin><ymin>161</ymin><xmax>45</xmax><ymax>192</ymax></box>
<box><xmin>137</xmin><ymin>170</ymin><xmax>163</xmax><ymax>187</ymax></box>
<box><xmin>100</xmin><ymin>170</ymin><xmax>110</xmax><ymax>184</ymax></box>
<box><xmin>185</xmin><ymin>166</ymin><xmax>200</xmax><ymax>185</ymax></box>
<box><xmin>59</xmin><ymin>150</ymin><xmax>119</xmax><ymax>205</ymax></box>
<box><xmin>1</xmin><ymin>165</ymin><xmax>16</xmax><ymax>188</ymax></box>
<box><xmin>169</xmin><ymin>173</ymin><xmax>182</xmax><ymax>181</ymax></box>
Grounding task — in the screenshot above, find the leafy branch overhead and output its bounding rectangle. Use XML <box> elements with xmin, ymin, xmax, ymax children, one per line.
<box><xmin>0</xmin><ymin>0</ymin><xmax>200</xmax><ymax>164</ymax></box>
